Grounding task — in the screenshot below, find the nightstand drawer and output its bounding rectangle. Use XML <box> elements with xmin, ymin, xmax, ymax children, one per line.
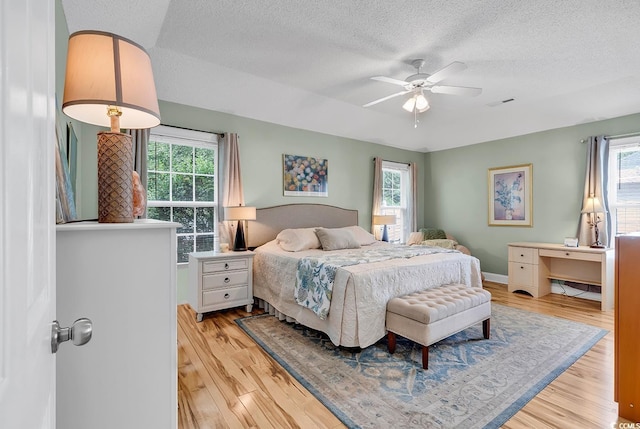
<box><xmin>509</xmin><ymin>261</ymin><xmax>534</xmax><ymax>287</ymax></box>
<box><xmin>508</xmin><ymin>246</ymin><xmax>535</xmax><ymax>264</ymax></box>
<box><xmin>203</xmin><ymin>258</ymin><xmax>248</xmax><ymax>273</ymax></box>
<box><xmin>202</xmin><ymin>285</ymin><xmax>249</xmax><ymax>306</ymax></box>
<box><xmin>202</xmin><ymin>271</ymin><xmax>248</xmax><ymax>290</ymax></box>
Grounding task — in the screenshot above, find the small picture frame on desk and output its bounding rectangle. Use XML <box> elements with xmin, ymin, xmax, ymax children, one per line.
<box><xmin>563</xmin><ymin>237</ymin><xmax>579</xmax><ymax>247</ymax></box>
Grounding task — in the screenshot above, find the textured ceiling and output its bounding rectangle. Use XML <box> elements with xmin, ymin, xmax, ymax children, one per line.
<box><xmin>61</xmin><ymin>0</ymin><xmax>640</xmax><ymax>152</ymax></box>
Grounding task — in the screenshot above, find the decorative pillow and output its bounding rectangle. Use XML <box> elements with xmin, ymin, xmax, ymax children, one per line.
<box><xmin>407</xmin><ymin>232</ymin><xmax>424</xmax><ymax>246</ymax></box>
<box><xmin>315</xmin><ymin>227</ymin><xmax>361</xmax><ymax>251</ymax></box>
<box><xmin>275</xmin><ymin>228</ymin><xmax>321</xmax><ymax>252</ymax></box>
<box><xmin>419</xmin><ymin>239</ymin><xmax>458</xmax><ymax>250</ymax></box>
<box><xmin>340</xmin><ymin>225</ymin><xmax>377</xmax><ymax>246</ymax></box>
<box><xmin>419</xmin><ymin>227</ymin><xmax>447</xmax><ymax>240</ymax></box>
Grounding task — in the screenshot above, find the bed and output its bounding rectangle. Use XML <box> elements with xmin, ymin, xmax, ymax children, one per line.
<box><xmin>248</xmin><ymin>204</ymin><xmax>483</xmax><ymax>348</ymax></box>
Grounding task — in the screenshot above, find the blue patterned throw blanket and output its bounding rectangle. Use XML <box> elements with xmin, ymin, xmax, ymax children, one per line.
<box><xmin>294</xmin><ymin>245</ymin><xmax>458</xmax><ymax>319</ymax></box>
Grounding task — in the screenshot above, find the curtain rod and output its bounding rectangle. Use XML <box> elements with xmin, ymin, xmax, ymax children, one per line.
<box><xmin>607</xmin><ymin>131</ymin><xmax>640</xmax><ymax>140</ymax></box>
<box><xmin>159</xmin><ymin>123</ymin><xmax>225</xmax><ymax>137</ymax></box>
<box><xmin>373</xmin><ymin>157</ymin><xmax>410</xmax><ymax>166</ymax></box>
<box><xmin>581</xmin><ymin>131</ymin><xmax>640</xmax><ymax>142</ymax></box>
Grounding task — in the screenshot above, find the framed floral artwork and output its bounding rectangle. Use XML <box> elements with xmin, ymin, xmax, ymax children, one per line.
<box><xmin>488</xmin><ymin>164</ymin><xmax>532</xmax><ymax>226</ymax></box>
<box><xmin>283</xmin><ymin>154</ymin><xmax>328</xmax><ymax>197</ymax></box>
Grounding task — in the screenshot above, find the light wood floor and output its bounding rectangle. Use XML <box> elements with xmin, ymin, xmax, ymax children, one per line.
<box><xmin>178</xmin><ymin>282</ymin><xmax>629</xmax><ymax>428</ymax></box>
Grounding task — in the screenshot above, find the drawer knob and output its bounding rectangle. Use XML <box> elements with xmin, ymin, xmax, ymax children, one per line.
<box><xmin>520</xmin><ymin>266</ymin><xmax>524</xmax><ymax>269</ymax></box>
<box><xmin>224</xmin><ymin>293</ymin><xmax>230</xmax><ymax>299</ymax></box>
<box><xmin>565</xmin><ymin>252</ymin><xmax>570</xmax><ymax>256</ymax></box>
<box><xmin>224</xmin><ymin>277</ymin><xmax>230</xmax><ymax>283</ymax></box>
<box><xmin>224</xmin><ymin>263</ymin><xmax>230</xmax><ymax>270</ymax></box>
<box><xmin>520</xmin><ymin>254</ymin><xmax>524</xmax><ymax>257</ymax></box>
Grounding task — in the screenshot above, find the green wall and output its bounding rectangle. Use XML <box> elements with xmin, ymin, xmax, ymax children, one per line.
<box><xmin>158</xmin><ymin>100</ymin><xmax>424</xmax><ymax>224</ymax></box>
<box><xmin>425</xmin><ymin>113</ymin><xmax>640</xmax><ymax>275</ymax></box>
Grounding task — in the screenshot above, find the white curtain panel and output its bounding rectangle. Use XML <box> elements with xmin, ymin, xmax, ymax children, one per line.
<box><xmin>409</xmin><ymin>162</ymin><xmax>418</xmax><ymax>233</ymax></box>
<box><xmin>577</xmin><ymin>136</ymin><xmax>610</xmax><ymax>246</ymax></box>
<box><xmin>219</xmin><ymin>133</ymin><xmax>245</xmax><ymax>246</ymax></box>
<box><xmin>371</xmin><ymin>157</ymin><xmax>383</xmax><ymax>239</ymax></box>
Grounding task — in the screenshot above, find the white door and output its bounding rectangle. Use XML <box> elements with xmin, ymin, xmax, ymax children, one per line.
<box><xmin>0</xmin><ymin>0</ymin><xmax>57</xmax><ymax>427</ymax></box>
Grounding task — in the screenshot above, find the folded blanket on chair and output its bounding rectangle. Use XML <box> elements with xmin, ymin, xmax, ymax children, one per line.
<box><xmin>419</xmin><ymin>227</ymin><xmax>447</xmax><ymax>240</ymax></box>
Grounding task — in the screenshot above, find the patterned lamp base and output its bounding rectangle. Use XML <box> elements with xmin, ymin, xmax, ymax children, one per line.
<box><xmin>97</xmin><ymin>131</ymin><xmax>133</xmax><ymax>223</ymax></box>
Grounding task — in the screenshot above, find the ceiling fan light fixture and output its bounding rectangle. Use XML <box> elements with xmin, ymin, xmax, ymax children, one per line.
<box><xmin>415</xmin><ymin>93</ymin><xmax>429</xmax><ymax>111</ymax></box>
<box><xmin>402</xmin><ymin>96</ymin><xmax>416</xmax><ymax>112</ymax></box>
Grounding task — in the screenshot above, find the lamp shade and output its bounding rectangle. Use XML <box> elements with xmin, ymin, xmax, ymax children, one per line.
<box><xmin>373</xmin><ymin>214</ymin><xmax>396</xmax><ymax>225</ymax></box>
<box><xmin>402</xmin><ymin>96</ymin><xmax>416</xmax><ymax>112</ymax></box>
<box><xmin>581</xmin><ymin>196</ymin><xmax>606</xmax><ymax>214</ymax></box>
<box><xmin>225</xmin><ymin>206</ymin><xmax>257</xmax><ymax>221</ymax></box>
<box><xmin>415</xmin><ymin>93</ymin><xmax>430</xmax><ymax>112</ymax></box>
<box><xmin>62</xmin><ymin>30</ymin><xmax>161</xmax><ymax>129</ymax></box>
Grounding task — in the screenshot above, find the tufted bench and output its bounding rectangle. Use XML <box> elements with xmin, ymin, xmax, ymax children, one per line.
<box><xmin>386</xmin><ymin>283</ymin><xmax>491</xmax><ymax>369</ymax></box>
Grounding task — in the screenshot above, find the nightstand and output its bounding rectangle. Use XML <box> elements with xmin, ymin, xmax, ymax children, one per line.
<box><xmin>188</xmin><ymin>250</ymin><xmax>254</xmax><ymax>322</ymax></box>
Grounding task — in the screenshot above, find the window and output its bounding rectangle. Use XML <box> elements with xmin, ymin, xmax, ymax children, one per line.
<box><xmin>608</xmin><ymin>137</ymin><xmax>640</xmax><ymax>235</ymax></box>
<box><xmin>147</xmin><ymin>125</ymin><xmax>219</xmax><ymax>263</ymax></box>
<box><xmin>380</xmin><ymin>161</ymin><xmax>412</xmax><ymax>243</ymax></box>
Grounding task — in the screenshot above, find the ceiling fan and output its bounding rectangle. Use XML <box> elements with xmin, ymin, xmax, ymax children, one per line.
<box><xmin>363</xmin><ymin>60</ymin><xmax>482</xmax><ymax>124</ymax></box>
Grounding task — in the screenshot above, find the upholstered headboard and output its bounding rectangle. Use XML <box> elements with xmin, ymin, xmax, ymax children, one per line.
<box><xmin>247</xmin><ymin>204</ymin><xmax>359</xmax><ymax>248</ymax></box>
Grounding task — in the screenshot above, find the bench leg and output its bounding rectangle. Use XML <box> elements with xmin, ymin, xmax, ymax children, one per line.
<box><xmin>388</xmin><ymin>332</ymin><xmax>396</xmax><ymax>354</ymax></box>
<box><xmin>483</xmin><ymin>318</ymin><xmax>490</xmax><ymax>339</ymax></box>
<box><xmin>422</xmin><ymin>345</ymin><xmax>429</xmax><ymax>370</ymax></box>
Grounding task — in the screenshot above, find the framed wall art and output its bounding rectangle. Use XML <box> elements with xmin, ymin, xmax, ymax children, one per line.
<box><xmin>283</xmin><ymin>154</ymin><xmax>328</xmax><ymax>197</ymax></box>
<box><xmin>488</xmin><ymin>164</ymin><xmax>532</xmax><ymax>227</ymax></box>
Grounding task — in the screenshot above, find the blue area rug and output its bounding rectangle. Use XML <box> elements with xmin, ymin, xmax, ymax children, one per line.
<box><xmin>237</xmin><ymin>304</ymin><xmax>607</xmax><ymax>429</ymax></box>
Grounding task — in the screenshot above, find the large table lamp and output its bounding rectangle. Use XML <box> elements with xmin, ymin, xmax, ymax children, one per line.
<box><xmin>225</xmin><ymin>206</ymin><xmax>257</xmax><ymax>251</ymax></box>
<box><xmin>373</xmin><ymin>214</ymin><xmax>396</xmax><ymax>242</ymax></box>
<box><xmin>581</xmin><ymin>196</ymin><xmax>606</xmax><ymax>248</ymax></box>
<box><xmin>62</xmin><ymin>30</ymin><xmax>160</xmax><ymax>223</ymax></box>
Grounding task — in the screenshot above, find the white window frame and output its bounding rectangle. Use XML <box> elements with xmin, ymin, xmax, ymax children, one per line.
<box><xmin>381</xmin><ymin>160</ymin><xmax>411</xmax><ymax>243</ymax></box>
<box><xmin>607</xmin><ymin>136</ymin><xmax>640</xmax><ymax>237</ymax></box>
<box><xmin>148</xmin><ymin>125</ymin><xmax>219</xmax><ymax>263</ymax></box>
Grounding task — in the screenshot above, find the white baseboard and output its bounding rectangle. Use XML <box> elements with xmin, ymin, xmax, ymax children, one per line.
<box><xmin>483</xmin><ymin>272</ymin><xmax>507</xmax><ymax>284</ymax></box>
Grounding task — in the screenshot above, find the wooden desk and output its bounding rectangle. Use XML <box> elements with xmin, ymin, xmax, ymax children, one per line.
<box><xmin>508</xmin><ymin>242</ymin><xmax>614</xmax><ymax>311</ymax></box>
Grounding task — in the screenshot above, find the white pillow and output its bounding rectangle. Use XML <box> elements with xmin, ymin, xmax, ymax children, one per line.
<box><xmin>276</xmin><ymin>228</ymin><xmax>321</xmax><ymax>252</ymax></box>
<box><xmin>315</xmin><ymin>227</ymin><xmax>361</xmax><ymax>251</ymax></box>
<box><xmin>340</xmin><ymin>225</ymin><xmax>377</xmax><ymax>246</ymax></box>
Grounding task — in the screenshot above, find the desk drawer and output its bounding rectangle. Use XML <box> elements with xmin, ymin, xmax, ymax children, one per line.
<box><xmin>202</xmin><ymin>271</ymin><xmax>249</xmax><ymax>290</ymax></box>
<box><xmin>539</xmin><ymin>249</ymin><xmax>601</xmax><ymax>262</ymax></box>
<box><xmin>203</xmin><ymin>258</ymin><xmax>248</xmax><ymax>273</ymax></box>
<box><xmin>509</xmin><ymin>261</ymin><xmax>534</xmax><ymax>287</ymax></box>
<box><xmin>509</xmin><ymin>246</ymin><xmax>535</xmax><ymax>264</ymax></box>
<box><xmin>202</xmin><ymin>285</ymin><xmax>249</xmax><ymax>306</ymax></box>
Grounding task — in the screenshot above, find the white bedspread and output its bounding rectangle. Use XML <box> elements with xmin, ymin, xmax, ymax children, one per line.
<box><xmin>253</xmin><ymin>240</ymin><xmax>483</xmax><ymax>348</ymax></box>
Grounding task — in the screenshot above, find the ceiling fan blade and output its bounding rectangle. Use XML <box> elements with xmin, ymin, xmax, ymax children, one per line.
<box><xmin>371</xmin><ymin>76</ymin><xmax>411</xmax><ymax>87</ymax></box>
<box><xmin>363</xmin><ymin>90</ymin><xmax>412</xmax><ymax>108</ymax></box>
<box><xmin>426</xmin><ymin>61</ymin><xmax>467</xmax><ymax>84</ymax></box>
<box><xmin>430</xmin><ymin>85</ymin><xmax>482</xmax><ymax>97</ymax></box>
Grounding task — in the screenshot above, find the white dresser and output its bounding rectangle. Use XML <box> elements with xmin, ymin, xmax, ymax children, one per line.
<box><xmin>56</xmin><ymin>220</ymin><xmax>179</xmax><ymax>429</ymax></box>
<box><xmin>188</xmin><ymin>251</ymin><xmax>254</xmax><ymax>321</ymax></box>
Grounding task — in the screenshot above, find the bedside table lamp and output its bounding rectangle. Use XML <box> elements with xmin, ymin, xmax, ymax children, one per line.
<box><xmin>373</xmin><ymin>214</ymin><xmax>396</xmax><ymax>242</ymax></box>
<box><xmin>225</xmin><ymin>206</ymin><xmax>256</xmax><ymax>251</ymax></box>
<box><xmin>581</xmin><ymin>196</ymin><xmax>606</xmax><ymax>248</ymax></box>
<box><xmin>62</xmin><ymin>31</ymin><xmax>160</xmax><ymax>223</ymax></box>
